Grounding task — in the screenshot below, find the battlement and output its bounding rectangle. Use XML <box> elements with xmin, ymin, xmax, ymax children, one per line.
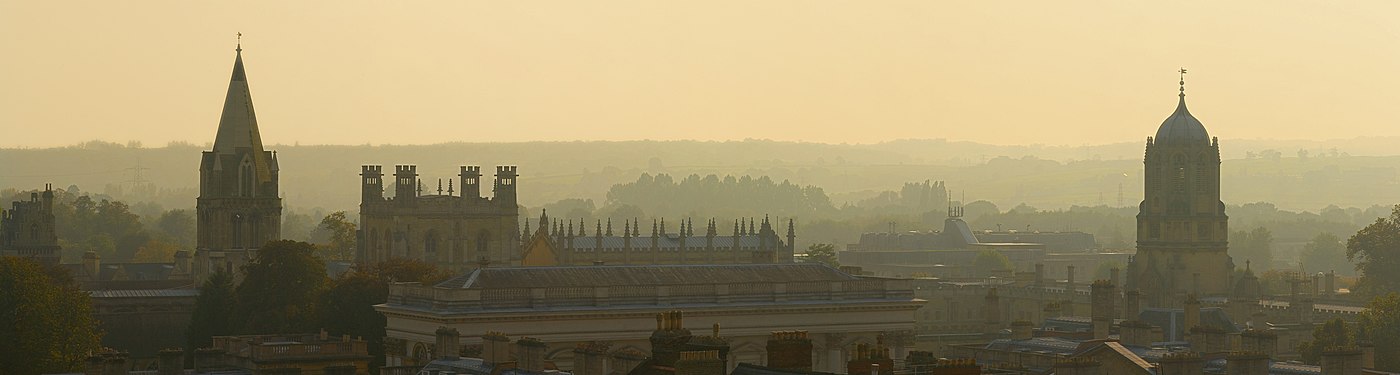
<box><xmin>496</xmin><ymin>165</ymin><xmax>518</xmax><ymax>174</ymax></box>
<box><xmin>394</xmin><ymin>165</ymin><xmax>417</xmax><ymax>175</ymax></box>
<box><xmin>461</xmin><ymin>165</ymin><xmax>482</xmax><ymax>175</ymax></box>
<box><xmin>361</xmin><ymin>165</ymin><xmax>383</xmax><ymax>175</ymax></box>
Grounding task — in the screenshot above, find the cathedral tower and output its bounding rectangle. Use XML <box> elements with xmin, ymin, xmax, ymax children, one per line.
<box><xmin>195</xmin><ymin>42</ymin><xmax>282</xmax><ymax>280</ymax></box>
<box><xmin>1126</xmin><ymin>70</ymin><xmax>1233</xmax><ymax>308</ymax></box>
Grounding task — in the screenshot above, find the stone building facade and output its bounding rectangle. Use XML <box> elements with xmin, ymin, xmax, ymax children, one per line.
<box><xmin>0</xmin><ymin>185</ymin><xmax>60</xmax><ymax>265</ymax></box>
<box><xmin>1126</xmin><ymin>75</ymin><xmax>1234</xmax><ymax>308</ymax></box>
<box><xmin>374</xmin><ymin>264</ymin><xmax>921</xmax><ymax>372</ymax></box>
<box><xmin>358</xmin><ymin>164</ymin><xmax>521</xmax><ymax>270</ymax></box>
<box><xmin>194</xmin><ymin>43</ymin><xmax>283</xmax><ymax>282</ymax></box>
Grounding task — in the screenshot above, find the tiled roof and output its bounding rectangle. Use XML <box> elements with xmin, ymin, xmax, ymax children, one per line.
<box><xmin>437</xmin><ymin>263</ymin><xmax>855</xmax><ymax>289</ymax></box>
<box><xmin>89</xmin><ymin>289</ymin><xmax>200</xmax><ymax>298</ymax></box>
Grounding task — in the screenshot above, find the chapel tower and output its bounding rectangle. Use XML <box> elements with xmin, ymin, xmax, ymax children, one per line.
<box><xmin>1126</xmin><ymin>70</ymin><xmax>1233</xmax><ymax>308</ymax></box>
<box><xmin>194</xmin><ymin>41</ymin><xmax>282</xmax><ymax>280</ymax></box>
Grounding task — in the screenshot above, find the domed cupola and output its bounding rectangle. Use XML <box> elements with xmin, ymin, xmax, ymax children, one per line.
<box><xmin>1154</xmin><ymin>69</ymin><xmax>1210</xmax><ymax>146</ymax></box>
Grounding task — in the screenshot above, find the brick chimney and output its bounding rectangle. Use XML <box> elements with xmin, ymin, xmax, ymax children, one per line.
<box><xmin>1225</xmin><ymin>351</ymin><xmax>1270</xmax><ymax>375</ymax></box>
<box><xmin>516</xmin><ymin>337</ymin><xmax>548</xmax><ymax>372</ymax></box>
<box><xmin>1090</xmin><ymin>280</ymin><xmax>1115</xmax><ymax>340</ymax></box>
<box><xmin>675</xmin><ymin>350</ymin><xmax>726</xmax><ymax>375</ymax></box>
<box><xmin>436</xmin><ymin>326</ymin><xmax>461</xmax><ymax>360</ymax></box>
<box><xmin>573</xmin><ymin>341</ymin><xmax>612</xmax><ymax>375</ymax></box>
<box><xmin>846</xmin><ymin>343</ymin><xmax>893</xmax><ymax>375</ymax></box>
<box><xmin>482</xmin><ymin>331</ymin><xmax>512</xmax><ymax>365</ymax></box>
<box><xmin>1156</xmin><ymin>352</ymin><xmax>1204</xmax><ymax>375</ymax></box>
<box><xmin>610</xmin><ymin>348</ymin><xmax>648</xmax><ymax>374</ymax></box>
<box><xmin>766</xmin><ymin>331</ymin><xmax>813</xmax><ymax>372</ymax></box>
<box><xmin>1009</xmin><ymin>321</ymin><xmax>1033</xmax><ymax>340</ymax></box>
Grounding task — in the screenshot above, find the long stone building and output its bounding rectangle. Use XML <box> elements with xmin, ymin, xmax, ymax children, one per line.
<box><xmin>374</xmin><ymin>263</ymin><xmax>921</xmax><ymax>372</ymax></box>
<box><xmin>519</xmin><ymin>212</ymin><xmax>796</xmax><ymax>266</ymax></box>
<box><xmin>357</xmin><ymin>164</ymin><xmax>521</xmax><ymax>270</ymax></box>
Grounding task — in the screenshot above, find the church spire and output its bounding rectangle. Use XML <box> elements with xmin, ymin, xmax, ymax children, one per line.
<box><xmin>211</xmin><ymin>35</ymin><xmax>272</xmax><ymax>181</ymax></box>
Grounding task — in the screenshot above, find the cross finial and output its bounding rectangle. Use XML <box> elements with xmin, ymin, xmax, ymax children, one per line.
<box><xmin>236</xmin><ymin>32</ymin><xmax>242</xmax><ymax>52</ymax></box>
<box><xmin>1178</xmin><ymin>68</ymin><xmax>1187</xmax><ymax>97</ymax></box>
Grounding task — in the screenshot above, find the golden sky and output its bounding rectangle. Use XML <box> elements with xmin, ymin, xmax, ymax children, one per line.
<box><xmin>3</xmin><ymin>1</ymin><xmax>1399</xmax><ymax>147</ymax></box>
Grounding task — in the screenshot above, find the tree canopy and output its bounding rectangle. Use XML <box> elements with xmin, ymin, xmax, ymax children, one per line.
<box><xmin>187</xmin><ymin>270</ymin><xmax>235</xmax><ymax>350</ymax></box>
<box><xmin>1301</xmin><ymin>232</ymin><xmax>1351</xmax><ymax>276</ymax></box>
<box><xmin>0</xmin><ymin>258</ymin><xmax>102</xmax><ymax>373</ymax></box>
<box><xmin>804</xmin><ymin>243</ymin><xmax>839</xmax><ymax>268</ymax></box>
<box><xmin>233</xmin><ymin>240</ymin><xmax>328</xmax><ymax>334</ymax></box>
<box><xmin>1361</xmin><ymin>293</ymin><xmax>1400</xmax><ymax>371</ymax></box>
<box><xmin>1347</xmin><ymin>206</ymin><xmax>1400</xmax><ymax>297</ymax></box>
<box><xmin>1232</xmin><ymin>227</ymin><xmax>1275</xmax><ymax>270</ymax></box>
<box><xmin>312</xmin><ymin>211</ymin><xmax>358</xmax><ymax>261</ymax></box>
<box><xmin>1296</xmin><ymin>318</ymin><xmax>1353</xmax><ymax>365</ymax></box>
<box><xmin>972</xmin><ymin>249</ymin><xmax>1013</xmax><ymax>275</ymax></box>
<box><xmin>320</xmin><ymin>258</ymin><xmax>449</xmax><ymax>371</ymax></box>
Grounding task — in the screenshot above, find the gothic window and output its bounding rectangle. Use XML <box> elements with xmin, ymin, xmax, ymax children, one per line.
<box><xmin>232</xmin><ymin>214</ymin><xmax>244</xmax><ymax>248</ymax></box>
<box><xmin>1150</xmin><ymin>223</ymin><xmax>1161</xmax><ymax>239</ymax></box>
<box><xmin>239</xmin><ymin>160</ymin><xmax>254</xmax><ymax>197</ymax></box>
<box><xmin>477</xmin><ymin>231</ymin><xmax>490</xmax><ymax>257</ymax></box>
<box><xmin>250</xmin><ymin>216</ymin><xmax>261</xmax><ymax>248</ymax></box>
<box><xmin>1197</xmin><ymin>223</ymin><xmax>1211</xmax><ymax>240</ymax></box>
<box><xmin>424</xmin><ymin>230</ymin><xmax>439</xmax><ymax>262</ymax></box>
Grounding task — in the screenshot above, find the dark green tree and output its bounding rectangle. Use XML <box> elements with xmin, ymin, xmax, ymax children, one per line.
<box><xmin>1301</xmin><ymin>232</ymin><xmax>1350</xmax><ymax>276</ymax></box>
<box><xmin>804</xmin><ymin>243</ymin><xmax>840</xmax><ymax>268</ymax></box>
<box><xmin>155</xmin><ymin>209</ymin><xmax>196</xmax><ymax>248</ymax></box>
<box><xmin>0</xmin><ymin>258</ymin><xmax>102</xmax><ymax>373</ymax></box>
<box><xmin>1361</xmin><ymin>293</ymin><xmax>1400</xmax><ymax>371</ymax></box>
<box><xmin>233</xmin><ymin>240</ymin><xmax>328</xmax><ymax>334</ymax></box>
<box><xmin>320</xmin><ymin>258</ymin><xmax>450</xmax><ymax>371</ymax></box>
<box><xmin>1348</xmin><ymin>206</ymin><xmax>1400</xmax><ymax>296</ymax></box>
<box><xmin>187</xmin><ymin>270</ymin><xmax>235</xmax><ymax>349</ymax></box>
<box><xmin>1296</xmin><ymin>318</ymin><xmax>1352</xmax><ymax>364</ymax></box>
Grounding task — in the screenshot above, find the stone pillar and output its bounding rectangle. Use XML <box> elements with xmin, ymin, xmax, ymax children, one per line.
<box><xmin>516</xmin><ymin>337</ymin><xmax>549</xmax><ymax>372</ymax></box>
<box><xmin>1321</xmin><ymin>346</ymin><xmax>1363</xmax><ymax>375</ymax></box>
<box><xmin>482</xmin><ymin>331</ymin><xmax>511</xmax><ymax>365</ymax></box>
<box><xmin>574</xmin><ymin>341</ymin><xmax>612</xmax><ymax>375</ymax></box>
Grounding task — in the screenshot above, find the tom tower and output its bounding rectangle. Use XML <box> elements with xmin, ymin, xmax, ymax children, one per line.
<box><xmin>194</xmin><ymin>43</ymin><xmax>283</xmax><ymax>281</ymax></box>
<box><xmin>1126</xmin><ymin>71</ymin><xmax>1233</xmax><ymax>308</ymax></box>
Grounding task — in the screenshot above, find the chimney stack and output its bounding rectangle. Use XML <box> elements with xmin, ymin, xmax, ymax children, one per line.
<box><xmin>482</xmin><ymin>331</ymin><xmax>512</xmax><ymax>365</ymax></box>
<box><xmin>1156</xmin><ymin>351</ymin><xmax>1204</xmax><ymax>375</ymax></box>
<box><xmin>516</xmin><ymin>337</ymin><xmax>548</xmax><ymax>372</ymax></box>
<box><xmin>435</xmin><ymin>327</ymin><xmax>461</xmax><ymax>360</ymax></box>
<box><xmin>574</xmin><ymin>341</ymin><xmax>612</xmax><ymax>375</ymax></box>
<box><xmin>1090</xmin><ymin>280</ymin><xmax>1115</xmax><ymax>340</ymax></box>
<box><xmin>766</xmin><ymin>331</ymin><xmax>814</xmax><ymax>372</ymax></box>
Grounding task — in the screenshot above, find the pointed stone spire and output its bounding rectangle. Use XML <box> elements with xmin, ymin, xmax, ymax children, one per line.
<box><xmin>596</xmin><ymin>220</ymin><xmax>603</xmax><ymax>238</ymax></box>
<box><xmin>633</xmin><ymin>218</ymin><xmax>640</xmax><ymax>236</ymax></box>
<box><xmin>623</xmin><ymin>219</ymin><xmax>631</xmax><ymax>238</ymax></box>
<box><xmin>606</xmin><ymin>218</ymin><xmax>613</xmax><ymax>236</ymax></box>
<box><xmin>734</xmin><ymin>219</ymin><xmax>740</xmax><ymax>236</ymax></box>
<box><xmin>749</xmin><ymin>218</ymin><xmax>756</xmax><ymax>234</ymax></box>
<box><xmin>212</xmin><ymin>39</ymin><xmax>272</xmax><ymax>182</ymax></box>
<box><xmin>579</xmin><ymin>219</ymin><xmax>587</xmax><ymax>237</ymax></box>
<box><xmin>568</xmin><ymin>220</ymin><xmax>574</xmax><ymax>237</ymax></box>
<box><xmin>652</xmin><ymin>219</ymin><xmax>659</xmax><ymax>237</ymax></box>
<box><xmin>539</xmin><ymin>209</ymin><xmax>549</xmax><ymax>229</ymax></box>
<box><xmin>522</xmin><ymin>219</ymin><xmax>531</xmax><ymax>241</ymax></box>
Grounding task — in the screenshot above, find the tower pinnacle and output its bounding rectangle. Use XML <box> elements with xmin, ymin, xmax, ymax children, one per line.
<box><xmin>1178</xmin><ymin>68</ymin><xmax>1187</xmax><ymax>97</ymax></box>
<box><xmin>237</xmin><ymin>32</ymin><xmax>242</xmax><ymax>53</ymax></box>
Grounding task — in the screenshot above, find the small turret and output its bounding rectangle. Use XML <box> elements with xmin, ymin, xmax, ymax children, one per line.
<box><xmin>460</xmin><ymin>166</ymin><xmax>482</xmax><ymax>198</ymax></box>
<box><xmin>393</xmin><ymin>165</ymin><xmax>418</xmax><ymax>205</ymax></box>
<box><xmin>493</xmin><ymin>166</ymin><xmax>518</xmax><ymax>205</ymax></box>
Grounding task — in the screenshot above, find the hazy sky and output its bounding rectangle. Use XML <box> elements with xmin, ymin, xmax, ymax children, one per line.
<box><xmin>3</xmin><ymin>1</ymin><xmax>1400</xmax><ymax>148</ymax></box>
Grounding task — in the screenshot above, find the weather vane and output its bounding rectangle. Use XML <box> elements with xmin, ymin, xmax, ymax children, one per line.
<box><xmin>1178</xmin><ymin>67</ymin><xmax>1187</xmax><ymax>96</ymax></box>
<box><xmin>236</xmin><ymin>32</ymin><xmax>242</xmax><ymax>52</ymax></box>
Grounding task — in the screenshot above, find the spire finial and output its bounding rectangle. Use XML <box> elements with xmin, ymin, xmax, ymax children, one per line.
<box><xmin>236</xmin><ymin>32</ymin><xmax>242</xmax><ymax>53</ymax></box>
<box><xmin>1178</xmin><ymin>68</ymin><xmax>1188</xmax><ymax>97</ymax></box>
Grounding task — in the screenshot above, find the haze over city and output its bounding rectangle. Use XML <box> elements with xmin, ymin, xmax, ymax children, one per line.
<box><xmin>5</xmin><ymin>1</ymin><xmax>1400</xmax><ymax>147</ymax></box>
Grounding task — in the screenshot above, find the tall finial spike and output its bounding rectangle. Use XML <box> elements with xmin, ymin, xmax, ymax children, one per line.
<box><xmin>236</xmin><ymin>32</ymin><xmax>242</xmax><ymax>53</ymax></box>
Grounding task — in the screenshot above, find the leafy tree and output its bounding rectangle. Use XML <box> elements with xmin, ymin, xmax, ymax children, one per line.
<box><xmin>1348</xmin><ymin>206</ymin><xmax>1400</xmax><ymax>297</ymax></box>
<box><xmin>132</xmin><ymin>236</ymin><xmax>182</xmax><ymax>262</ymax></box>
<box><xmin>1232</xmin><ymin>227</ymin><xmax>1274</xmax><ymax>270</ymax></box>
<box><xmin>233</xmin><ymin>240</ymin><xmax>328</xmax><ymax>334</ymax></box>
<box><xmin>1296</xmin><ymin>318</ymin><xmax>1352</xmax><ymax>364</ymax></box>
<box><xmin>1300</xmin><ymin>232</ymin><xmax>1350</xmax><ymax>276</ymax></box>
<box><xmin>1361</xmin><ymin>293</ymin><xmax>1400</xmax><ymax>371</ymax></box>
<box><xmin>804</xmin><ymin>243</ymin><xmax>840</xmax><ymax>268</ymax></box>
<box><xmin>0</xmin><ymin>258</ymin><xmax>102</xmax><ymax>373</ymax></box>
<box><xmin>320</xmin><ymin>258</ymin><xmax>449</xmax><ymax>371</ymax></box>
<box><xmin>187</xmin><ymin>270</ymin><xmax>235</xmax><ymax>349</ymax></box>
<box><xmin>313</xmin><ymin>211</ymin><xmax>358</xmax><ymax>261</ymax></box>
<box><xmin>962</xmin><ymin>200</ymin><xmax>1000</xmax><ymax>221</ymax></box>
<box><xmin>972</xmin><ymin>250</ymin><xmax>1013</xmax><ymax>274</ymax></box>
<box><xmin>154</xmin><ymin>209</ymin><xmax>196</xmax><ymax>248</ymax></box>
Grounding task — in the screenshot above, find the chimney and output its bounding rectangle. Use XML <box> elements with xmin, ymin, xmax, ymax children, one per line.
<box><xmin>1090</xmin><ymin>280</ymin><xmax>1115</xmax><ymax>340</ymax></box>
<box><xmin>983</xmin><ymin>288</ymin><xmax>1001</xmax><ymax>334</ymax></box>
<box><xmin>1322</xmin><ymin>346</ymin><xmax>1363</xmax><ymax>375</ymax></box>
<box><xmin>482</xmin><ymin>331</ymin><xmax>511</xmax><ymax>365</ymax></box>
<box><xmin>1119</xmin><ymin>320</ymin><xmax>1156</xmax><ymax>347</ymax></box>
<box><xmin>516</xmin><ymin>337</ymin><xmax>548</xmax><ymax>372</ymax></box>
<box><xmin>83</xmin><ymin>251</ymin><xmax>101</xmax><ymax>279</ymax></box>
<box><xmin>1010</xmin><ymin>321</ymin><xmax>1033</xmax><ymax>340</ymax></box>
<box><xmin>1123</xmin><ymin>289</ymin><xmax>1141</xmax><ymax>320</ymax></box>
<box><xmin>846</xmin><ymin>343</ymin><xmax>893</xmax><ymax>375</ymax></box>
<box><xmin>1066</xmin><ymin>265</ymin><xmax>1075</xmax><ymax>288</ymax></box>
<box><xmin>573</xmin><ymin>341</ymin><xmax>612</xmax><ymax>375</ymax></box>
<box><xmin>194</xmin><ymin>348</ymin><xmax>224</xmax><ymax>372</ymax></box>
<box><xmin>1184</xmin><ymin>294</ymin><xmax>1201</xmax><ymax>333</ymax></box>
<box><xmin>1043</xmin><ymin>302</ymin><xmax>1062</xmax><ymax>318</ymax></box>
<box><xmin>436</xmin><ymin>327</ymin><xmax>461</xmax><ymax>360</ymax></box>
<box><xmin>766</xmin><ymin>331</ymin><xmax>814</xmax><ymax>372</ymax></box>
<box><xmin>1156</xmin><ymin>351</ymin><xmax>1204</xmax><ymax>375</ymax></box>
<box><xmin>610</xmin><ymin>349</ymin><xmax>648</xmax><ymax>375</ymax></box>
<box><xmin>1226</xmin><ymin>351</ymin><xmax>1270</xmax><ymax>375</ymax></box>
<box><xmin>675</xmin><ymin>350</ymin><xmax>726</xmax><ymax>375</ymax></box>
<box><xmin>158</xmin><ymin>349</ymin><xmax>184</xmax><ymax>375</ymax></box>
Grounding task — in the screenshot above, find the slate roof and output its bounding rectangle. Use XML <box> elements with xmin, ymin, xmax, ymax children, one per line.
<box><xmin>436</xmin><ymin>263</ymin><xmax>856</xmax><ymax>289</ymax></box>
<box><xmin>984</xmin><ymin>337</ymin><xmax>1081</xmax><ymax>356</ymax></box>
<box><xmin>89</xmin><ymin>289</ymin><xmax>199</xmax><ymax>298</ymax></box>
<box><xmin>730</xmin><ymin>363</ymin><xmax>838</xmax><ymax>375</ymax></box>
<box><xmin>1155</xmin><ymin>93</ymin><xmax>1210</xmax><ymax>146</ymax></box>
<box><xmin>419</xmin><ymin>357</ymin><xmax>571</xmax><ymax>375</ymax></box>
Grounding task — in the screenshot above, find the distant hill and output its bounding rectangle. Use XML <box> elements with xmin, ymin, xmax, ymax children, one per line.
<box><xmin>3</xmin><ymin>138</ymin><xmax>1399</xmax><ymax>213</ymax></box>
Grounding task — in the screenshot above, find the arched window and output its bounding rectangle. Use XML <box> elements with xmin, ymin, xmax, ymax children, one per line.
<box><xmin>477</xmin><ymin>231</ymin><xmax>491</xmax><ymax>258</ymax></box>
<box><xmin>1172</xmin><ymin>154</ymin><xmax>1187</xmax><ymax>194</ymax></box>
<box><xmin>239</xmin><ymin>159</ymin><xmax>255</xmax><ymax>197</ymax></box>
<box><xmin>31</xmin><ymin>224</ymin><xmax>38</xmax><ymax>240</ymax></box>
<box><xmin>232</xmin><ymin>214</ymin><xmax>244</xmax><ymax>248</ymax></box>
<box><xmin>424</xmin><ymin>230</ymin><xmax>439</xmax><ymax>262</ymax></box>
